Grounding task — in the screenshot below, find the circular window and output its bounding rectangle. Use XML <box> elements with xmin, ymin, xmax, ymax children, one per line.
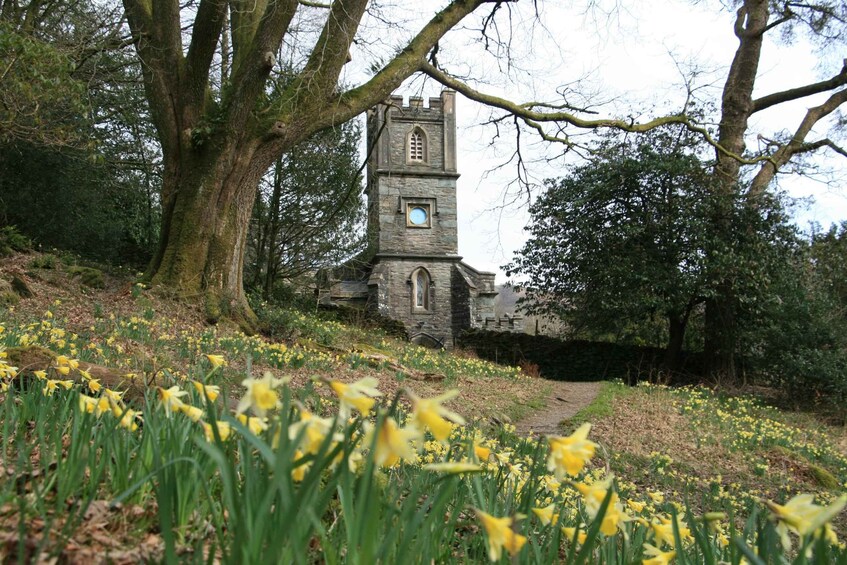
<box><xmin>409</xmin><ymin>206</ymin><xmax>428</xmax><ymax>226</ymax></box>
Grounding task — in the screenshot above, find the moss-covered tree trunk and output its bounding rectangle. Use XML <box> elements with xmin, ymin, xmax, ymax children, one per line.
<box><xmin>146</xmin><ymin>140</ymin><xmax>266</xmax><ymax>329</ymax></box>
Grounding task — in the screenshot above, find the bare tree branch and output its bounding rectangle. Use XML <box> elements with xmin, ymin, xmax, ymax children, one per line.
<box><xmin>421</xmin><ymin>61</ymin><xmax>772</xmax><ymax>166</ymax></box>
<box><xmin>752</xmin><ymin>59</ymin><xmax>847</xmax><ymax>114</ymax></box>
<box><xmin>749</xmin><ymin>86</ymin><xmax>847</xmax><ymax>197</ymax></box>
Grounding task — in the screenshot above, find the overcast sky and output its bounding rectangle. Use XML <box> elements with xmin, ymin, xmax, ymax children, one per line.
<box><xmin>342</xmin><ymin>1</ymin><xmax>847</xmax><ymax>278</ymax></box>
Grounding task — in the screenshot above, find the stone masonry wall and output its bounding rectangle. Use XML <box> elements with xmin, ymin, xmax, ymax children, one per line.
<box><xmin>375</xmin><ymin>258</ymin><xmax>456</xmax><ymax>344</ymax></box>
<box><xmin>374</xmin><ymin>175</ymin><xmax>458</xmax><ymax>255</ymax></box>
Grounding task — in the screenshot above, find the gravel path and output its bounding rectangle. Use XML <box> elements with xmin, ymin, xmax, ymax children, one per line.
<box><xmin>515</xmin><ymin>381</ymin><xmax>603</xmax><ymax>437</ymax></box>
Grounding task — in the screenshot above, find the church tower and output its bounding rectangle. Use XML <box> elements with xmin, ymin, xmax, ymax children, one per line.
<box><xmin>323</xmin><ymin>90</ymin><xmax>521</xmax><ymax>347</ymax></box>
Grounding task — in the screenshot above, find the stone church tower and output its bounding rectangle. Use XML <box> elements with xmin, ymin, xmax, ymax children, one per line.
<box><xmin>321</xmin><ymin>90</ymin><xmax>522</xmax><ymax>346</ymax></box>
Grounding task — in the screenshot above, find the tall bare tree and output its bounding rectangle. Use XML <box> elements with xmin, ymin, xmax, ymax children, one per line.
<box><xmin>120</xmin><ymin>0</ymin><xmax>511</xmax><ymax>329</ymax></box>
<box><xmin>703</xmin><ymin>0</ymin><xmax>847</xmax><ymax>378</ymax></box>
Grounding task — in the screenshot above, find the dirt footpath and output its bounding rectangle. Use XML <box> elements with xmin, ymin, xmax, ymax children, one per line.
<box><xmin>515</xmin><ymin>381</ymin><xmax>602</xmax><ymax>437</ymax></box>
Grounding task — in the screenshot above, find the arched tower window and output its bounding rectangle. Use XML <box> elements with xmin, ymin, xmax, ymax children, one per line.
<box><xmin>407</xmin><ymin>127</ymin><xmax>427</xmax><ymax>163</ymax></box>
<box><xmin>411</xmin><ymin>267</ymin><xmax>431</xmax><ymax>310</ymax></box>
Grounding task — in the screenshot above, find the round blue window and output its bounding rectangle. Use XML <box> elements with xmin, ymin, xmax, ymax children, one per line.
<box><xmin>409</xmin><ymin>206</ymin><xmax>428</xmax><ymax>225</ymax></box>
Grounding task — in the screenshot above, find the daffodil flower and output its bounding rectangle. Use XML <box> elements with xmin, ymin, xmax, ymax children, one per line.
<box><xmin>642</xmin><ymin>543</ymin><xmax>676</xmax><ymax>565</ymax></box>
<box><xmin>237</xmin><ymin>372</ymin><xmax>286</xmax><ymax>416</ymax></box>
<box><xmin>650</xmin><ymin>515</ymin><xmax>693</xmax><ymax>548</ymax></box>
<box><xmin>572</xmin><ymin>477</ymin><xmax>631</xmax><ymax>536</ymax></box>
<box><xmin>473</xmin><ymin>443</ymin><xmax>492</xmax><ymax>462</ymax></box>
<box><xmin>288</xmin><ymin>410</ymin><xmax>336</xmax><ymax>454</ymax></box>
<box><xmin>562</xmin><ymin>526</ymin><xmax>588</xmax><ymax>545</ymax></box>
<box><xmin>205</xmin><ymin>354</ymin><xmax>226</xmax><ymax>369</ymax></box>
<box><xmin>291</xmin><ymin>449</ymin><xmax>310</xmax><ymax>482</ymax></box>
<box><xmin>180</xmin><ymin>404</ymin><xmax>205</xmax><ymax>422</ymax></box>
<box><xmin>765</xmin><ymin>493</ymin><xmax>847</xmax><ymax>550</ymax></box>
<box><xmin>158</xmin><ymin>385</ymin><xmax>188</xmax><ymax>416</ymax></box>
<box><xmin>475</xmin><ymin>510</ymin><xmax>527</xmax><ymax>562</ymax></box>
<box><xmin>329</xmin><ymin>377</ymin><xmax>382</xmax><ymax>419</ymax></box>
<box><xmin>237</xmin><ymin>414</ymin><xmax>269</xmax><ymax>436</ymax></box>
<box><xmin>192</xmin><ymin>380</ymin><xmax>220</xmax><ymax>402</ymax></box>
<box><xmin>408</xmin><ymin>389</ymin><xmax>466</xmax><ymax>442</ymax></box>
<box><xmin>364</xmin><ymin>417</ymin><xmax>419</xmax><ymax>468</ymax></box>
<box><xmin>202</xmin><ymin>421</ymin><xmax>232</xmax><ymax>442</ymax></box>
<box><xmin>532</xmin><ymin>503</ymin><xmax>559</xmax><ymax>526</ymax></box>
<box><xmin>547</xmin><ymin>423</ymin><xmax>598</xmax><ymax>479</ymax></box>
<box><xmin>118</xmin><ymin>409</ymin><xmax>142</xmax><ymax>432</ymax></box>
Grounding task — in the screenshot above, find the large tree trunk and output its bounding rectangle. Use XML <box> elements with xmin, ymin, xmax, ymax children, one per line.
<box><xmin>146</xmin><ymin>140</ymin><xmax>266</xmax><ymax>331</ymax></box>
<box><xmin>704</xmin><ymin>0</ymin><xmax>768</xmax><ymax>380</ymax></box>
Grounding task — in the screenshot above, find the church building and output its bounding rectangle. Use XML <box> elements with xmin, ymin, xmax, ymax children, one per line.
<box><xmin>320</xmin><ymin>90</ymin><xmax>522</xmax><ymax>347</ymax></box>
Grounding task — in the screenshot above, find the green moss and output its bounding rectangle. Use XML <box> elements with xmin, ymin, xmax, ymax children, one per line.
<box><xmin>809</xmin><ymin>464</ymin><xmax>839</xmax><ymax>489</ymax></box>
<box><xmin>68</xmin><ymin>266</ymin><xmax>105</xmax><ymax>288</ymax></box>
<box><xmin>0</xmin><ymin>290</ymin><xmax>19</xmax><ymax>306</ymax></box>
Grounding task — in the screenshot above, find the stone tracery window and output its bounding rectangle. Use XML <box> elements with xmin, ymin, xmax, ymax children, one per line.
<box><xmin>411</xmin><ymin>267</ymin><xmax>430</xmax><ymax>310</ymax></box>
<box><xmin>407</xmin><ymin>127</ymin><xmax>427</xmax><ymax>163</ymax></box>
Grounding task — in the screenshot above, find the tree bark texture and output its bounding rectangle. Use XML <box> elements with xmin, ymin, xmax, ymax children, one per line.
<box><xmin>705</xmin><ymin>0</ymin><xmax>769</xmax><ymax>379</ymax></box>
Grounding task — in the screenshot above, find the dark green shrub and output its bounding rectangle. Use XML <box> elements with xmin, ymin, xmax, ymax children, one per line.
<box><xmin>0</xmin><ymin>226</ymin><xmax>32</xmax><ymax>256</ymax></box>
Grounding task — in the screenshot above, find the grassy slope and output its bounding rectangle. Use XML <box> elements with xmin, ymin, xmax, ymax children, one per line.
<box><xmin>568</xmin><ymin>381</ymin><xmax>847</xmax><ymax>529</ymax></box>
<box><xmin>2</xmin><ymin>251</ymin><xmax>846</xmax><ymax>559</ymax></box>
<box><xmin>0</xmin><ymin>252</ymin><xmax>547</xmax><ymax>423</ymax></box>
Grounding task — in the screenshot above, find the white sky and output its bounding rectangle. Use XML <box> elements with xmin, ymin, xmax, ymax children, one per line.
<box><xmin>344</xmin><ymin>1</ymin><xmax>847</xmax><ymax>278</ymax></box>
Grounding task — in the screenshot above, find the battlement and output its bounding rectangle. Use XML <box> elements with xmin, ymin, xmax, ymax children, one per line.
<box><xmin>482</xmin><ymin>315</ymin><xmax>525</xmax><ymax>333</ymax></box>
<box><xmin>386</xmin><ymin>94</ymin><xmax>444</xmax><ymax>112</ymax></box>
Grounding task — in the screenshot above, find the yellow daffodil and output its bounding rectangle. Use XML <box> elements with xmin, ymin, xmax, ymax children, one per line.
<box><xmin>192</xmin><ymin>380</ymin><xmax>220</xmax><ymax>402</ymax></box>
<box><xmin>33</xmin><ymin>370</ymin><xmax>47</xmax><ymax>380</ymax></box>
<box><xmin>236</xmin><ymin>414</ymin><xmax>269</xmax><ymax>436</ymax></box>
<box><xmin>547</xmin><ymin>423</ymin><xmax>598</xmax><ymax>479</ymax></box>
<box><xmin>55</xmin><ymin>366</ymin><xmax>70</xmax><ymax>376</ymax></box>
<box><xmin>562</xmin><ymin>526</ymin><xmax>588</xmax><ymax>545</ymax></box>
<box><xmin>422</xmin><ymin>461</ymin><xmax>484</xmax><ymax>474</ymax></box>
<box><xmin>765</xmin><ymin>493</ymin><xmax>847</xmax><ymax>550</ymax></box>
<box><xmin>532</xmin><ymin>503</ymin><xmax>559</xmax><ymax>526</ymax></box>
<box><xmin>409</xmin><ymin>389</ymin><xmax>466</xmax><ymax>442</ymax></box>
<box><xmin>118</xmin><ymin>409</ymin><xmax>142</xmax><ymax>432</ymax></box>
<box><xmin>543</xmin><ymin>475</ymin><xmax>562</xmax><ymax>493</ymax></box>
<box><xmin>55</xmin><ymin>355</ymin><xmax>79</xmax><ymax>370</ymax></box>
<box><xmin>79</xmin><ymin>394</ymin><xmax>99</xmax><ymax>414</ymax></box>
<box><xmin>650</xmin><ymin>515</ymin><xmax>693</xmax><ymax>549</ymax></box>
<box><xmin>572</xmin><ymin>477</ymin><xmax>630</xmax><ymax>536</ymax></box>
<box><xmin>289</xmin><ymin>410</ymin><xmax>337</xmax><ymax>453</ymax></box>
<box><xmin>627</xmin><ymin>499</ymin><xmax>646</xmax><ymax>513</ymax></box>
<box><xmin>180</xmin><ymin>404</ymin><xmax>205</xmax><ymax>422</ymax></box>
<box><xmin>648</xmin><ymin>491</ymin><xmax>665</xmax><ymax>504</ymax></box>
<box><xmin>202</xmin><ymin>421</ymin><xmax>232</xmax><ymax>442</ymax></box>
<box><xmin>103</xmin><ymin>388</ymin><xmax>125</xmax><ymax>406</ymax></box>
<box><xmin>329</xmin><ymin>377</ymin><xmax>382</xmax><ymax>419</ymax></box>
<box><xmin>474</xmin><ymin>443</ymin><xmax>492</xmax><ymax>462</ymax></box>
<box><xmin>291</xmin><ymin>449</ymin><xmax>309</xmax><ymax>482</ymax></box>
<box><xmin>642</xmin><ymin>543</ymin><xmax>676</xmax><ymax>565</ymax></box>
<box><xmin>236</xmin><ymin>372</ymin><xmax>286</xmax><ymax>416</ymax></box>
<box><xmin>205</xmin><ymin>354</ymin><xmax>226</xmax><ymax>369</ymax></box>
<box><xmin>158</xmin><ymin>385</ymin><xmax>188</xmax><ymax>416</ymax></box>
<box><xmin>475</xmin><ymin>510</ymin><xmax>527</xmax><ymax>562</ymax></box>
<box><xmin>365</xmin><ymin>417</ymin><xmax>419</xmax><ymax>468</ymax></box>
<box><xmin>86</xmin><ymin>378</ymin><xmax>102</xmax><ymax>393</ymax></box>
